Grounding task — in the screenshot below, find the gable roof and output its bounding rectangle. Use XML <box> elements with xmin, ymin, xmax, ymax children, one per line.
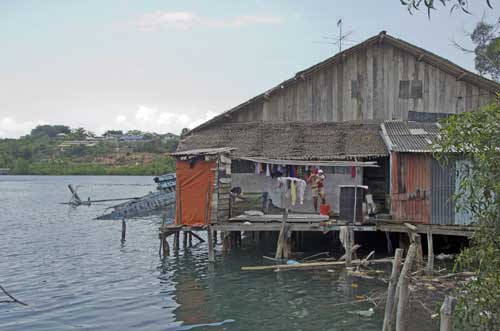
<box><xmin>381</xmin><ymin>121</ymin><xmax>440</xmax><ymax>153</ymax></box>
<box><xmin>178</xmin><ymin>121</ymin><xmax>388</xmax><ymax>160</ymax></box>
<box><xmin>192</xmin><ymin>31</ymin><xmax>499</xmax><ymax>133</ymax></box>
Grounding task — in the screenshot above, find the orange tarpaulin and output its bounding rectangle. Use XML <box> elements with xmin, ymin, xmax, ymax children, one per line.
<box><xmin>175</xmin><ymin>160</ymin><xmax>215</xmax><ymax>226</ymax></box>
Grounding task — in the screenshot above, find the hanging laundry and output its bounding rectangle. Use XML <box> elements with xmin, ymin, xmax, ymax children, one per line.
<box><xmin>255</xmin><ymin>162</ymin><xmax>261</xmax><ymax>175</ymax></box>
<box><xmin>266</xmin><ymin>164</ymin><xmax>271</xmax><ymax>176</ymax></box>
<box><xmin>296</xmin><ymin>180</ymin><xmax>307</xmax><ymax>205</ymax></box>
<box><xmin>290</xmin><ymin>181</ymin><xmax>297</xmax><ymax>205</ymax></box>
<box><xmin>290</xmin><ymin>166</ymin><xmax>295</xmax><ymax>178</ymax></box>
<box><xmin>351</xmin><ymin>166</ymin><xmax>356</xmax><ymax>178</ymax></box>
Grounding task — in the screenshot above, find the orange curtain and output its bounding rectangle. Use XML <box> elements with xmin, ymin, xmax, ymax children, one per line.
<box><xmin>175</xmin><ymin>160</ymin><xmax>215</xmax><ymax>226</ymax></box>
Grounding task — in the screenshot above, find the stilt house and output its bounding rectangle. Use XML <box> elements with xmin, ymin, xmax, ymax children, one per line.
<box><xmin>172</xmin><ymin>31</ymin><xmax>499</xmax><ymax>230</ymax></box>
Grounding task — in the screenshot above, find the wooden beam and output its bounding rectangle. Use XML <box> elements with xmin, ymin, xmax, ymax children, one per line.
<box><xmin>241</xmin><ymin>258</ymin><xmax>394</xmax><ymax>271</ymax></box>
<box><xmin>417</xmin><ymin>53</ymin><xmax>425</xmax><ymax>62</ymax></box>
<box><xmin>456</xmin><ymin>72</ymin><xmax>466</xmax><ymax>81</ymax></box>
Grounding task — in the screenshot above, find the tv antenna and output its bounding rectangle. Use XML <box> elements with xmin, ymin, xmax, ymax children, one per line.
<box><xmin>313</xmin><ymin>18</ymin><xmax>355</xmax><ymax>53</ymax></box>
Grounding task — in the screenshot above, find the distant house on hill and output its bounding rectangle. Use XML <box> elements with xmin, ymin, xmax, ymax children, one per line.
<box><xmin>119</xmin><ymin>135</ymin><xmax>145</xmax><ymax>142</ymax></box>
<box><xmin>161</xmin><ymin>133</ymin><xmax>179</xmax><ymax>141</ymax></box>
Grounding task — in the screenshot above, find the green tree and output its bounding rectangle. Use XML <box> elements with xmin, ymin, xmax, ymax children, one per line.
<box><xmin>401</xmin><ymin>0</ymin><xmax>494</xmax><ymax>17</ymax></box>
<box><xmin>434</xmin><ymin>98</ymin><xmax>500</xmax><ymax>330</ymax></box>
<box><xmin>30</xmin><ymin>125</ymin><xmax>70</xmax><ymax>138</ymax></box>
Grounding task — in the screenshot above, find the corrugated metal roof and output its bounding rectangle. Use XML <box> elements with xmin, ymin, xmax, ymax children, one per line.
<box><xmin>381</xmin><ymin>121</ymin><xmax>440</xmax><ymax>153</ymax></box>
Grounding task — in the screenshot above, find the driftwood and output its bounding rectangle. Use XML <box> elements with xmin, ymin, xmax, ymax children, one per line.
<box><xmin>0</xmin><ymin>285</ymin><xmax>28</xmax><ymax>306</ymax></box>
<box><xmin>241</xmin><ymin>257</ymin><xmax>394</xmax><ymax>271</ymax></box>
<box><xmin>382</xmin><ymin>248</ymin><xmax>404</xmax><ymax>331</ymax></box>
<box><xmin>339</xmin><ymin>244</ymin><xmax>361</xmax><ymax>261</ymax></box>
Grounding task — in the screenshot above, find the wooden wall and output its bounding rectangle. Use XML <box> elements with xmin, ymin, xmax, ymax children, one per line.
<box><xmin>223</xmin><ymin>42</ymin><xmax>495</xmax><ymax>124</ymax></box>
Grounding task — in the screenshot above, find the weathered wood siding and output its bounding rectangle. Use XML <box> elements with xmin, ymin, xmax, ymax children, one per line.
<box><xmin>224</xmin><ymin>42</ymin><xmax>495</xmax><ymax>124</ymax></box>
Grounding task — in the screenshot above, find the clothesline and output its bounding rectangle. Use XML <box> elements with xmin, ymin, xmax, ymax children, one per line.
<box><xmin>238</xmin><ymin>156</ymin><xmax>379</xmax><ymax>167</ymax></box>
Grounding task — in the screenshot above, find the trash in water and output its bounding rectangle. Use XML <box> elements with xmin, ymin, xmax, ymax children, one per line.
<box><xmin>287</xmin><ymin>260</ymin><xmax>300</xmax><ymax>265</ymax></box>
<box><xmin>348</xmin><ymin>308</ymin><xmax>374</xmax><ymax>317</ymax></box>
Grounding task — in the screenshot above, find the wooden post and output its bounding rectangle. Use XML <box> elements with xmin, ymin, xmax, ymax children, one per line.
<box><xmin>440</xmin><ymin>295</ymin><xmax>457</xmax><ymax>331</ymax></box>
<box><xmin>382</xmin><ymin>248</ymin><xmax>404</xmax><ymax>331</ymax></box>
<box><xmin>415</xmin><ymin>233</ymin><xmax>424</xmax><ymax>270</ymax></box>
<box><xmin>207</xmin><ymin>228</ymin><xmax>215</xmax><ymax>262</ymax></box>
<box><xmin>395</xmin><ymin>235</ymin><xmax>419</xmax><ymax>331</ymax></box>
<box><xmin>213</xmin><ymin>230</ymin><xmax>218</xmax><ymax>244</ymax></box>
<box><xmin>188</xmin><ymin>232</ymin><xmax>193</xmax><ymax>246</ymax></box>
<box><xmin>222</xmin><ymin>232</ymin><xmax>231</xmax><ymax>253</ymax></box>
<box><xmin>275</xmin><ymin>209</ymin><xmax>289</xmax><ymax>259</ymax></box>
<box><xmin>174</xmin><ymin>232</ymin><xmax>180</xmax><ymax>251</ymax></box>
<box><xmin>183</xmin><ymin>231</ymin><xmax>188</xmax><ymax>248</ymax></box>
<box><xmin>162</xmin><ymin>233</ymin><xmax>170</xmax><ymax>256</ymax></box>
<box><xmin>426</xmin><ymin>230</ymin><xmax>434</xmax><ymax>276</ymax></box>
<box><xmin>121</xmin><ymin>219</ymin><xmax>126</xmax><ymax>242</ymax></box>
<box><xmin>345</xmin><ymin>227</ymin><xmax>354</xmax><ymax>266</ymax></box>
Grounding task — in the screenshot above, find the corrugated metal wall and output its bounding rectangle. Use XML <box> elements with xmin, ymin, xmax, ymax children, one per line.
<box><xmin>430</xmin><ymin>159</ymin><xmax>455</xmax><ymax>224</ymax></box>
<box><xmin>391</xmin><ymin>152</ymin><xmax>431</xmax><ymax>223</ymax></box>
<box><xmin>454</xmin><ymin>160</ymin><xmax>474</xmax><ymax>225</ymax></box>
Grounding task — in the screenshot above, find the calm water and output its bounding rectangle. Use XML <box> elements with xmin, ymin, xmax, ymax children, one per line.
<box><xmin>0</xmin><ymin>176</ymin><xmax>438</xmax><ymax>330</ymax></box>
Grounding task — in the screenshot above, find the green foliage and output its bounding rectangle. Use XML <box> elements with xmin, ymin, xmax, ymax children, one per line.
<box><xmin>0</xmin><ymin>125</ymin><xmax>179</xmax><ymax>176</ymax></box>
<box><xmin>30</xmin><ymin>124</ymin><xmax>70</xmax><ymax>138</ymax></box>
<box><xmin>401</xmin><ymin>0</ymin><xmax>493</xmax><ymax>17</ymax></box>
<box><xmin>471</xmin><ymin>21</ymin><xmax>500</xmax><ymax>82</ymax></box>
<box><xmin>434</xmin><ymin>99</ymin><xmax>500</xmax><ymax>330</ymax></box>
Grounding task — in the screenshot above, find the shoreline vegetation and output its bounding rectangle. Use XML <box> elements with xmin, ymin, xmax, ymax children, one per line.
<box><xmin>0</xmin><ymin>125</ymin><xmax>180</xmax><ymax>176</ymax></box>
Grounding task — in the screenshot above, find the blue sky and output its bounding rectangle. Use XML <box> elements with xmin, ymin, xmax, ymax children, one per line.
<box><xmin>0</xmin><ymin>0</ymin><xmax>497</xmax><ymax>138</ymax></box>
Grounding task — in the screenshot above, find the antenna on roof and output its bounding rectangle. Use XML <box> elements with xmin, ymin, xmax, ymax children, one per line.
<box><xmin>313</xmin><ymin>18</ymin><xmax>354</xmax><ymax>53</ymax></box>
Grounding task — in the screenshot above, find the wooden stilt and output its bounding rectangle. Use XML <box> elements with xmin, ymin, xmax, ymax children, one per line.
<box><xmin>426</xmin><ymin>230</ymin><xmax>434</xmax><ymax>276</ymax></box>
<box><xmin>121</xmin><ymin>219</ymin><xmax>126</xmax><ymax>242</ymax></box>
<box><xmin>162</xmin><ymin>233</ymin><xmax>170</xmax><ymax>256</ymax></box>
<box><xmin>207</xmin><ymin>228</ymin><xmax>215</xmax><ymax>262</ymax></box>
<box><xmin>385</xmin><ymin>231</ymin><xmax>394</xmax><ymax>255</ymax></box>
<box><xmin>345</xmin><ymin>226</ymin><xmax>353</xmax><ymax>266</ymax></box>
<box><xmin>382</xmin><ymin>248</ymin><xmax>404</xmax><ymax>331</ymax></box>
<box><xmin>275</xmin><ymin>209</ymin><xmax>290</xmax><ymax>259</ymax></box>
<box><xmin>222</xmin><ymin>232</ymin><xmax>231</xmax><ymax>253</ymax></box>
<box><xmin>439</xmin><ymin>295</ymin><xmax>457</xmax><ymax>331</ymax></box>
<box><xmin>415</xmin><ymin>233</ymin><xmax>424</xmax><ymax>270</ymax></box>
<box><xmin>174</xmin><ymin>232</ymin><xmax>180</xmax><ymax>251</ymax></box>
<box><xmin>395</xmin><ymin>235</ymin><xmax>419</xmax><ymax>331</ymax></box>
<box><xmin>189</xmin><ymin>231</ymin><xmax>205</xmax><ymax>243</ymax></box>
<box><xmin>213</xmin><ymin>231</ymin><xmax>218</xmax><ymax>244</ymax></box>
<box><xmin>183</xmin><ymin>231</ymin><xmax>188</xmax><ymax>248</ymax></box>
<box><xmin>188</xmin><ymin>232</ymin><xmax>193</xmax><ymax>246</ymax></box>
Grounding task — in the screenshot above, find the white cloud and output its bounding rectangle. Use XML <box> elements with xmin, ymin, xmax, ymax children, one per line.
<box><xmin>130</xmin><ymin>11</ymin><xmax>285</xmax><ymax>31</ymax></box>
<box><xmin>188</xmin><ymin>111</ymin><xmax>218</xmax><ymax>129</ymax></box>
<box><xmin>0</xmin><ymin>117</ymin><xmax>47</xmax><ymax>139</ymax></box>
<box><xmin>115</xmin><ymin>115</ymin><xmax>127</xmax><ymax>124</ymax></box>
<box><xmin>135</xmin><ymin>105</ymin><xmax>157</xmax><ymax>121</ymax></box>
<box><xmin>131</xmin><ymin>11</ymin><xmax>197</xmax><ymax>31</ymax></box>
<box><xmin>103</xmin><ymin>105</ymin><xmax>219</xmax><ymax>135</ymax></box>
<box><xmin>209</xmin><ymin>15</ymin><xmax>285</xmax><ymax>27</ymax></box>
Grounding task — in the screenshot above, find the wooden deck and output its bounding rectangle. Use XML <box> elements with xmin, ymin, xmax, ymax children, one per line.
<box><xmin>160</xmin><ymin>214</ymin><xmax>475</xmax><ymax>237</ymax></box>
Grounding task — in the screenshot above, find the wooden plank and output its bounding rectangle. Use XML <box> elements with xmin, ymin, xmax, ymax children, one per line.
<box><xmin>241</xmin><ymin>257</ymin><xmax>394</xmax><ymax>271</ymax></box>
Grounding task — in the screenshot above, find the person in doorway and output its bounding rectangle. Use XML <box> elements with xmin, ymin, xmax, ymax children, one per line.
<box><xmin>308</xmin><ymin>169</ymin><xmax>326</xmax><ymax>212</ymax></box>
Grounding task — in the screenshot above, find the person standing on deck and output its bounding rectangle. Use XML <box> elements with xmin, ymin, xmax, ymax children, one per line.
<box><xmin>308</xmin><ymin>169</ymin><xmax>326</xmax><ymax>212</ymax></box>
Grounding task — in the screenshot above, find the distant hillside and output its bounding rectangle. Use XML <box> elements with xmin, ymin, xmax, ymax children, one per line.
<box><xmin>0</xmin><ymin>125</ymin><xmax>180</xmax><ymax>175</ymax></box>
